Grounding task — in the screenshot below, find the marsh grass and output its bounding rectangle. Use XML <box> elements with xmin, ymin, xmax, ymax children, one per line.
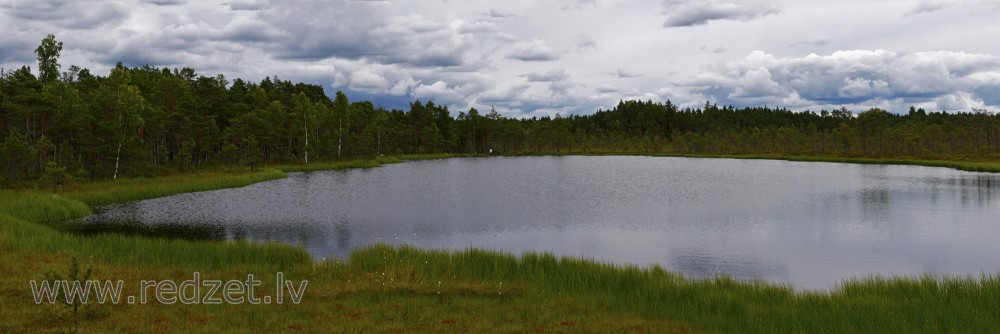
<box><xmin>339</xmin><ymin>245</ymin><xmax>1000</xmax><ymax>333</ymax></box>
<box><xmin>0</xmin><ymin>191</ymin><xmax>92</xmax><ymax>223</ymax></box>
<box><xmin>4</xmin><ymin>154</ymin><xmax>1000</xmax><ymax>332</ymax></box>
<box><xmin>61</xmin><ymin>168</ymin><xmax>286</xmax><ymax>207</ymax></box>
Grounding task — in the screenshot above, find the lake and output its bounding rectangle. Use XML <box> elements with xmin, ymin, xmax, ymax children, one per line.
<box><xmin>79</xmin><ymin>156</ymin><xmax>1000</xmax><ymax>290</ymax></box>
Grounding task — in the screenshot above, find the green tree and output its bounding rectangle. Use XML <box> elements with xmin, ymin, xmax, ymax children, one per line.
<box><xmin>40</xmin><ymin>160</ymin><xmax>67</xmax><ymax>192</ymax></box>
<box><xmin>35</xmin><ymin>34</ymin><xmax>63</xmax><ymax>83</ymax></box>
<box><xmin>2</xmin><ymin>129</ymin><xmax>31</xmax><ymax>185</ymax></box>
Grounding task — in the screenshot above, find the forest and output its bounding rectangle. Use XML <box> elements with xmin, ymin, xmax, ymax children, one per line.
<box><xmin>3</xmin><ymin>35</ymin><xmax>1000</xmax><ymax>186</ymax></box>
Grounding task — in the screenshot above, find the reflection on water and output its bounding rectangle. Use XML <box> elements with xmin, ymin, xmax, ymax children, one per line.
<box><xmin>77</xmin><ymin>156</ymin><xmax>1000</xmax><ymax>290</ymax></box>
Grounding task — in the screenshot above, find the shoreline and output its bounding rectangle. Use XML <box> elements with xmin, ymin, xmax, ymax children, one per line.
<box><xmin>4</xmin><ymin>153</ymin><xmax>1000</xmax><ymax>332</ymax></box>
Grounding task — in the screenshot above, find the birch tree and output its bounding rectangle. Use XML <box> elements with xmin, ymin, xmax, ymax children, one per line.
<box><xmin>106</xmin><ymin>69</ymin><xmax>148</xmax><ymax>179</ymax></box>
<box><xmin>291</xmin><ymin>92</ymin><xmax>316</xmax><ymax>163</ymax></box>
<box><xmin>333</xmin><ymin>91</ymin><xmax>349</xmax><ymax>158</ymax></box>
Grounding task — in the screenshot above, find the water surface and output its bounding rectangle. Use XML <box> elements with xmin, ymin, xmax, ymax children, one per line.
<box><xmin>80</xmin><ymin>156</ymin><xmax>1000</xmax><ymax>290</ymax></box>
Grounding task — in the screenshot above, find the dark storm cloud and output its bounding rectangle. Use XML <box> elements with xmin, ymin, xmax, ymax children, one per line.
<box><xmin>105</xmin><ymin>48</ymin><xmax>182</xmax><ymax>68</ymax></box>
<box><xmin>614</xmin><ymin>69</ymin><xmax>642</xmax><ymax>78</ymax></box>
<box><xmin>662</xmin><ymin>0</ymin><xmax>780</xmax><ymax>27</ymax></box>
<box><xmin>789</xmin><ymin>38</ymin><xmax>831</xmax><ymax>48</ymax></box>
<box><xmin>1</xmin><ymin>0</ymin><xmax>127</xmax><ymax>29</ymax></box>
<box><xmin>218</xmin><ymin>20</ymin><xmax>287</xmax><ymax>43</ymax></box>
<box><xmin>523</xmin><ymin>69</ymin><xmax>568</xmax><ymax>82</ymax></box>
<box><xmin>596</xmin><ymin>84</ymin><xmax>626</xmax><ymax>93</ymax></box>
<box><xmin>486</xmin><ymin>8</ymin><xmax>516</xmax><ymax>18</ymax></box>
<box><xmin>260</xmin><ymin>1</ymin><xmax>470</xmax><ymax>68</ymax></box>
<box><xmin>905</xmin><ymin>0</ymin><xmax>949</xmax><ymax>16</ymax></box>
<box><xmin>973</xmin><ymin>86</ymin><xmax>1000</xmax><ymax>106</ymax></box>
<box><xmin>228</xmin><ymin>2</ymin><xmax>266</xmax><ymax>11</ymax></box>
<box><xmin>147</xmin><ymin>0</ymin><xmax>185</xmax><ymax>5</ymax></box>
<box><xmin>0</xmin><ymin>37</ymin><xmax>37</xmax><ymax>64</ymax></box>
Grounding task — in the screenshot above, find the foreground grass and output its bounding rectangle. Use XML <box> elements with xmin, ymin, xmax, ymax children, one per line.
<box><xmin>3</xmin><ymin>154</ymin><xmax>1000</xmax><ymax>332</ymax></box>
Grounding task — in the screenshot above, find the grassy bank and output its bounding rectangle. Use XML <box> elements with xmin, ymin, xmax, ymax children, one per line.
<box><xmin>506</xmin><ymin>151</ymin><xmax>1000</xmax><ymax>173</ymax></box>
<box><xmin>650</xmin><ymin>153</ymin><xmax>1000</xmax><ymax>173</ymax></box>
<box><xmin>3</xmin><ymin>154</ymin><xmax>1000</xmax><ymax>332</ymax></box>
<box><xmin>274</xmin><ymin>153</ymin><xmax>456</xmax><ymax>173</ymax></box>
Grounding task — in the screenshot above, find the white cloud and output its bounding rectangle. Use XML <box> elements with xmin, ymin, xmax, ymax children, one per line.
<box><xmin>682</xmin><ymin>49</ymin><xmax>1000</xmax><ymax>111</ymax></box>
<box><xmin>349</xmin><ymin>68</ymin><xmax>389</xmax><ymax>91</ymax></box>
<box><xmin>456</xmin><ymin>20</ymin><xmax>499</xmax><ymax>35</ymax></box>
<box><xmin>504</xmin><ymin>40</ymin><xmax>560</xmax><ymax>62</ymax></box>
<box><xmin>839</xmin><ymin>77</ymin><xmax>891</xmax><ymax>98</ymax></box>
<box><xmin>414</xmin><ymin>81</ymin><xmax>457</xmax><ymax>101</ymax></box>
<box><xmin>731</xmin><ymin>67</ymin><xmax>784</xmax><ymax>98</ymax></box>
<box><xmin>931</xmin><ymin>91</ymin><xmax>986</xmax><ymax>111</ymax></box>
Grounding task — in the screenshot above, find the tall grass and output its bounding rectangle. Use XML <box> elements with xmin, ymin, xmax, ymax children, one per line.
<box><xmin>0</xmin><ymin>190</ymin><xmax>92</xmax><ymax>223</ymax></box>
<box><xmin>340</xmin><ymin>244</ymin><xmax>1000</xmax><ymax>333</ymax></box>
<box><xmin>62</xmin><ymin>168</ymin><xmax>286</xmax><ymax>207</ymax></box>
<box><xmin>0</xmin><ymin>177</ymin><xmax>308</xmax><ymax>271</ymax></box>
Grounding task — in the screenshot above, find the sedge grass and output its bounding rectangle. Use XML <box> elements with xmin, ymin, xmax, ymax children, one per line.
<box><xmin>61</xmin><ymin>168</ymin><xmax>286</xmax><ymax>207</ymax></box>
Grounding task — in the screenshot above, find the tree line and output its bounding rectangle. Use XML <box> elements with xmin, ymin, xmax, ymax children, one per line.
<box><xmin>3</xmin><ymin>35</ymin><xmax>1000</xmax><ymax>186</ymax></box>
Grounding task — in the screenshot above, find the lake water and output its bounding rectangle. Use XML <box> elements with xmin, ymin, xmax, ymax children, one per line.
<box><xmin>79</xmin><ymin>156</ymin><xmax>1000</xmax><ymax>290</ymax></box>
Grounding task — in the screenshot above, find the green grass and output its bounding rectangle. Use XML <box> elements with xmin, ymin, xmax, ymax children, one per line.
<box><xmin>271</xmin><ymin>153</ymin><xmax>456</xmax><ymax>173</ymax></box>
<box><xmin>0</xmin><ymin>190</ymin><xmax>92</xmax><ymax>224</ymax></box>
<box><xmin>274</xmin><ymin>159</ymin><xmax>383</xmax><ymax>172</ymax></box>
<box><xmin>3</xmin><ymin>153</ymin><xmax>1000</xmax><ymax>332</ymax></box>
<box><xmin>333</xmin><ymin>245</ymin><xmax>1000</xmax><ymax>333</ymax></box>
<box><xmin>60</xmin><ymin>168</ymin><xmax>287</xmax><ymax>207</ymax></box>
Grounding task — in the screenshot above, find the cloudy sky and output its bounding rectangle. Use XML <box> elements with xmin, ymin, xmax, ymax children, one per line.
<box><xmin>3</xmin><ymin>0</ymin><xmax>1000</xmax><ymax>117</ymax></box>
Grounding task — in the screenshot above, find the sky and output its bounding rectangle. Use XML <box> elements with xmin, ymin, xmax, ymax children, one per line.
<box><xmin>2</xmin><ymin>0</ymin><xmax>1000</xmax><ymax>117</ymax></box>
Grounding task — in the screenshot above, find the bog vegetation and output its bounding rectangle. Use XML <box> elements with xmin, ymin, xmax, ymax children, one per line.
<box><xmin>4</xmin><ymin>35</ymin><xmax>1000</xmax><ymax>186</ymax></box>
